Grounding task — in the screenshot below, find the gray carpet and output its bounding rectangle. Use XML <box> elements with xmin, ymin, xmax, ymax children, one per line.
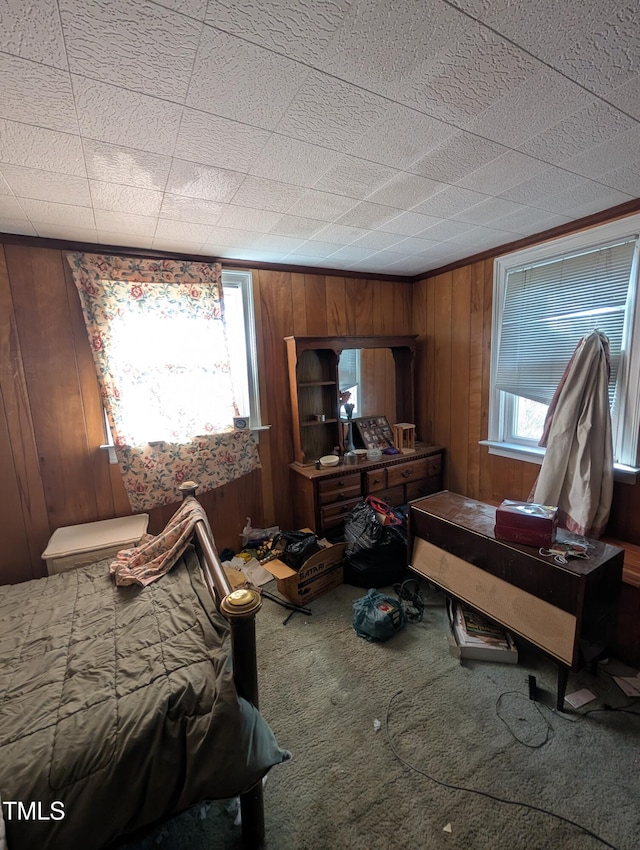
<box><xmin>122</xmin><ymin>579</ymin><xmax>640</xmax><ymax>850</ymax></box>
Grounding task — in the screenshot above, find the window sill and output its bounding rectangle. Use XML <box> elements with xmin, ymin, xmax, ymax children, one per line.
<box><xmin>479</xmin><ymin>440</ymin><xmax>640</xmax><ymax>484</ymax></box>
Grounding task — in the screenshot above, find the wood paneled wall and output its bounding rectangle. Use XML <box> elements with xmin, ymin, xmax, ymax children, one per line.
<box><xmin>413</xmin><ymin>257</ymin><xmax>640</xmax><ymax>546</ymax></box>
<box><xmin>0</xmin><ymin>241</ymin><xmax>413</xmax><ymax>585</ymax></box>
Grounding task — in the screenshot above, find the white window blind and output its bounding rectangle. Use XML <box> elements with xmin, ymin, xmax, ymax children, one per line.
<box><xmin>338</xmin><ymin>348</ymin><xmax>359</xmax><ymax>392</ymax></box>
<box><xmin>494</xmin><ymin>238</ymin><xmax>637</xmax><ymax>409</ymax></box>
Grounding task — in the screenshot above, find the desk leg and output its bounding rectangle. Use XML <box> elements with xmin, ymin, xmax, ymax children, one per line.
<box><xmin>556</xmin><ymin>665</ymin><xmax>569</xmax><ymax>711</ymax></box>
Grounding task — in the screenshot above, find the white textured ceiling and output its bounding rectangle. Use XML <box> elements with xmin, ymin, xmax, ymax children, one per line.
<box><xmin>1</xmin><ymin>0</ymin><xmax>639</xmax><ymax>277</ymax></box>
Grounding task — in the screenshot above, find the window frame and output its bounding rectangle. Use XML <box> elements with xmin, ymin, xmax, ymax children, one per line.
<box><xmin>101</xmin><ymin>267</ymin><xmax>265</xmax><ymax>460</ymax></box>
<box><xmin>483</xmin><ymin>214</ymin><xmax>640</xmax><ymax>483</ymax></box>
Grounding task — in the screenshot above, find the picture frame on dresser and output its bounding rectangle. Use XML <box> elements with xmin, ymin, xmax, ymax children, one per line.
<box><xmin>352</xmin><ymin>415</ymin><xmax>395</xmax><ymax>450</ymax></box>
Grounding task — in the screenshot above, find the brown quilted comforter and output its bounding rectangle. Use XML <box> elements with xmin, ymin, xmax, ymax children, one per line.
<box><xmin>0</xmin><ymin>547</ymin><xmax>287</xmax><ymax>850</ymax></box>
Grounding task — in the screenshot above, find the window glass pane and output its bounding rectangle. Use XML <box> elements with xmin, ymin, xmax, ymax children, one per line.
<box><xmin>514</xmin><ymin>396</ymin><xmax>548</xmax><ymax>441</ymax></box>
<box><xmin>223</xmin><ymin>283</ymin><xmax>250</xmax><ymax>417</ymax></box>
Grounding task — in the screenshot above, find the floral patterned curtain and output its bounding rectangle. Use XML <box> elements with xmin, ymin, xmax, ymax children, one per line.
<box><xmin>67</xmin><ymin>253</ymin><xmax>260</xmax><ymax>512</ymax></box>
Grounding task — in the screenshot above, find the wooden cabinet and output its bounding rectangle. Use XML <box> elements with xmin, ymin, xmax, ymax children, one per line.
<box><xmin>285</xmin><ymin>335</ymin><xmax>418</xmax><ymax>465</ymax></box>
<box><xmin>290</xmin><ymin>444</ymin><xmax>444</xmax><ymax>536</ymax></box>
<box><xmin>408</xmin><ymin>491</ymin><xmax>624</xmax><ymax>709</ymax></box>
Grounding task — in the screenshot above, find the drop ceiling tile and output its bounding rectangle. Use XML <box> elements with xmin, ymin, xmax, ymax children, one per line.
<box><xmin>490</xmin><ymin>206</ymin><xmax>574</xmax><ymax>235</ymax></box>
<box><xmin>336</xmin><ymin>202</ymin><xmax>401</xmax><ymax>230</ymax></box>
<box><xmin>0</xmin><ymin>196</ymin><xmax>26</xmax><ymax>219</ymax></box>
<box><xmin>0</xmin><ymin>173</ymin><xmax>11</xmax><ymax>194</ymax></box>
<box><xmin>154</xmin><ymin>0</ymin><xmax>208</xmax><ymax>19</ymax></box>
<box><xmin>388</xmin><ymin>236</ymin><xmax>441</xmax><ymax>256</ymax></box>
<box><xmin>313</xmin><ymin>157</ymin><xmax>398</xmax><ymax>200</ymax></box>
<box><xmin>409</xmin><ymin>131</ymin><xmax>508</xmax><ymax>183</ymax></box>
<box><xmin>558</xmin><ymin>127</ymin><xmax>640</xmax><ymax>180</ymax></box>
<box><xmin>34</xmin><ymin>223</ymin><xmax>97</xmax><ymax>240</ymax></box>
<box><xmin>350</xmin><ymin>230</ymin><xmax>405</xmax><ymax>251</ymax></box>
<box><xmin>154</xmin><ymin>218</ymin><xmax>213</xmax><ymax>242</ymax></box>
<box><xmin>205</xmin><ymin>0</ymin><xmax>353</xmax><ymax>65</ymax></box>
<box><xmin>20</xmin><ymin>198</ymin><xmax>95</xmax><ymax>228</ymax></box>
<box><xmin>419</xmin><ymin>219</ymin><xmax>477</xmax><ymax>241</ymax></box>
<box><xmin>90</xmin><ymin>180</ymin><xmax>163</xmax><ymax>217</ymax></box>
<box><xmin>250</xmin><ymin>234</ymin><xmax>306</xmax><ymax>253</ymax></box>
<box><xmin>0</xmin><ymin>165</ymin><xmax>91</xmax><ymax>206</ymax></box>
<box><xmin>452</xmin><ymin>196</ymin><xmax>530</xmax><ymax>225</ymax></box>
<box><xmin>276</xmin><ymin>71</ymin><xmax>389</xmax><ymax>153</ymax></box>
<box><xmin>230</xmin><ymin>176</ymin><xmax>305</xmax><ymax>213</ymax></box>
<box><xmin>165</xmin><ymin>159</ymin><xmax>245</xmax><ymax>203</ymax></box>
<box><xmin>249</xmin><ymin>135</ymin><xmax>341</xmax><ymax>188</ymax></box>
<box><xmin>83</xmin><ymin>140</ymin><xmax>172</xmax><ymax>190</ymax></box>
<box><xmin>532</xmin><ymin>177</ymin><xmax>633</xmax><ymax>215</ymax></box>
<box><xmin>175</xmin><ymin>109</ymin><xmax>272</xmax><ymax>172</ymax></box>
<box><xmin>400</xmin><ymin>25</ymin><xmax>537</xmax><ymax>125</ymax></box>
<box><xmin>318</xmin><ymin>0</ymin><xmax>470</xmax><ymax>103</ymax></box>
<box><xmin>464</xmin><ymin>68</ymin><xmax>594</xmax><ymax>147</ymax></box>
<box><xmin>380</xmin><ymin>211</ymin><xmax>442</xmax><ymax>237</ymax></box>
<box><xmin>97</xmin><ymin>231</ymin><xmax>154</xmax><ymax>249</ymax></box>
<box><xmin>411</xmin><ymin>185</ymin><xmax>489</xmax><ymax>218</ymax></box>
<box><xmin>0</xmin><ymin>54</ymin><xmax>78</xmax><ymax>134</ymax></box>
<box><xmin>596</xmin><ymin>159</ymin><xmax>640</xmax><ymax>196</ymax></box>
<box><xmin>187</xmin><ymin>27</ymin><xmax>309</xmax><ymax>130</ymax></box>
<box><xmin>348</xmin><ymin>103</ymin><xmax>458</xmax><ymax>170</ymax></box>
<box><xmin>59</xmin><ymin>0</ymin><xmax>202</xmax><ymax>102</ymax></box>
<box><xmin>224</xmin><ymin>248</ymin><xmax>288</xmax><ymax>263</ymax></box>
<box><xmin>72</xmin><ymin>76</ymin><xmax>183</xmax><ymax>156</ymax></box>
<box><xmin>366</xmin><ymin>172</ymin><xmax>444</xmax><ymax>209</ymax></box>
<box><xmin>498</xmin><ymin>167</ymin><xmax>587</xmax><ymax>205</ymax></box>
<box><xmin>518</xmin><ymin>101</ymin><xmax>636</xmax><ymax>165</ymax></box>
<box><xmin>0</xmin><ymin>120</ymin><xmax>85</xmax><ymax>176</ymax></box>
<box><xmin>456</xmin><ymin>150</ymin><xmax>547</xmax><ymax>195</ymax></box>
<box><xmin>217</xmin><ymin>205</ymin><xmax>282</xmax><ymax>232</ymax></box>
<box><xmin>159</xmin><ymin>194</ymin><xmax>226</xmax><ymax>225</ymax></box>
<box><xmin>0</xmin><ymin>0</ymin><xmax>67</xmax><ymax>69</ymax></box>
<box><xmin>268</xmin><ymin>215</ymin><xmax>326</xmax><ymax>240</ymax></box>
<box><xmin>324</xmin><ymin>245</ymin><xmax>378</xmax><ymax>264</ymax></box>
<box><xmin>364</xmin><ymin>250</ymin><xmax>416</xmax><ymax>270</ymax></box>
<box><xmin>376</xmin><ymin>256</ymin><xmax>432</xmax><ymax>274</ymax></box>
<box><xmin>93</xmin><ymin>209</ymin><xmax>157</xmax><ymax>236</ymax></box>
<box><xmin>606</xmin><ymin>74</ymin><xmax>640</xmax><ymax>121</ymax></box>
<box><xmin>561</xmin><ymin>189</ymin><xmax>636</xmax><ymax>220</ymax></box>
<box><xmin>202</xmin><ymin>227</ymin><xmax>259</xmax><ymax>249</ymax></box>
<box><xmin>287</xmin><ymin>189</ymin><xmax>356</xmax><ymax>222</ymax></box>
<box><xmin>312</xmin><ymin>223</ymin><xmax>369</xmax><ymax>246</ymax></box>
<box><xmin>288</xmin><ymin>240</ymin><xmax>345</xmax><ymax>258</ymax></box>
<box><xmin>0</xmin><ymin>218</ymin><xmax>36</xmax><ymax>235</ymax></box>
<box><xmin>151</xmin><ymin>236</ymin><xmax>206</xmax><ymax>253</ymax></box>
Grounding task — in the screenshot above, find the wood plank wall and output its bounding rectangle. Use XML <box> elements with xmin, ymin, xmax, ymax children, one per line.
<box><xmin>413</xmin><ymin>257</ymin><xmax>640</xmax><ymax>546</ymax></box>
<box><xmin>0</xmin><ymin>240</ymin><xmax>413</xmax><ymax>585</ymax></box>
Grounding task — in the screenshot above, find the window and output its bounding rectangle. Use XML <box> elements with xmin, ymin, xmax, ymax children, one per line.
<box><xmin>485</xmin><ymin>215</ymin><xmax>640</xmax><ymax>477</ymax></box>
<box><xmin>338</xmin><ymin>348</ymin><xmax>362</xmax><ymax>415</ymax></box>
<box><xmin>102</xmin><ymin>268</ymin><xmax>263</xmax><ymax>453</ymax></box>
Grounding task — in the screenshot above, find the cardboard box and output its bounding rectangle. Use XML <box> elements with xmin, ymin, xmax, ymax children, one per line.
<box><xmin>42</xmin><ymin>514</ymin><xmax>149</xmax><ymax>575</ymax></box>
<box><xmin>494</xmin><ymin>500</ymin><xmax>558</xmax><ymax>548</ymax></box>
<box><xmin>263</xmin><ymin>542</ymin><xmax>346</xmax><ymax>605</ymax></box>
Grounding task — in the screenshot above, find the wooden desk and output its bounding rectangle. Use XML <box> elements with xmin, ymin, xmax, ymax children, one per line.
<box><xmin>408</xmin><ymin>492</ymin><xmax>624</xmax><ymax>709</ymax></box>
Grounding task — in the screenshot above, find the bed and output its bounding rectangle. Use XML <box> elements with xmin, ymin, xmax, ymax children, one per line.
<box><xmin>0</xmin><ymin>486</ymin><xmax>289</xmax><ymax>850</ymax></box>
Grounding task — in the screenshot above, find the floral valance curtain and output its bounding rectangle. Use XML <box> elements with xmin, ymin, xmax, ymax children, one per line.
<box><xmin>67</xmin><ymin>253</ymin><xmax>259</xmax><ymax>512</ymax></box>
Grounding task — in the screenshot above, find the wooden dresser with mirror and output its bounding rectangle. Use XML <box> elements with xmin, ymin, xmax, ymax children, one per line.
<box><xmin>285</xmin><ymin>334</ymin><xmax>444</xmax><ymax>536</ymax></box>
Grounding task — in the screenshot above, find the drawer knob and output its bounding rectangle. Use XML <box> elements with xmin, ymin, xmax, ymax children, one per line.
<box><xmin>337</xmin><ymin>480</ymin><xmax>345</xmax><ymax>487</ymax></box>
<box><xmin>401</xmin><ymin>469</ymin><xmax>412</xmax><ymax>478</ymax></box>
<box><xmin>373</xmin><ymin>477</ymin><xmax>381</xmax><ymax>484</ymax></box>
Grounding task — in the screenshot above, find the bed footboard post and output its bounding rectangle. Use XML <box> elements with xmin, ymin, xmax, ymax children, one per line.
<box><xmin>221</xmin><ymin>589</ymin><xmax>265</xmax><ymax>849</ymax></box>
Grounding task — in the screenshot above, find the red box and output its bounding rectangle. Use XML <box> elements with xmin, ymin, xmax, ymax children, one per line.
<box><xmin>494</xmin><ymin>500</ymin><xmax>558</xmax><ymax>549</ymax></box>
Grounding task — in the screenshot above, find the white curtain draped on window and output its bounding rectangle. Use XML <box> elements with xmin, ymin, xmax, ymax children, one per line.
<box><xmin>67</xmin><ymin>253</ymin><xmax>259</xmax><ymax>512</ymax></box>
<box><xmin>530</xmin><ymin>330</ymin><xmax>613</xmax><ymax>538</ymax></box>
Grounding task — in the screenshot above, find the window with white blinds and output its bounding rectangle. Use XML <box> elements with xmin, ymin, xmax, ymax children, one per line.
<box><xmin>487</xmin><ymin>215</ymin><xmax>640</xmax><ymax>472</ymax></box>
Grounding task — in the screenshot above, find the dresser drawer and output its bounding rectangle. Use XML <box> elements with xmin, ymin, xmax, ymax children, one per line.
<box><xmin>374</xmin><ymin>485</ymin><xmax>405</xmax><ymax>507</ymax></box>
<box><xmin>365</xmin><ymin>468</ymin><xmax>387</xmax><ymax>493</ymax></box>
<box><xmin>406</xmin><ymin>477</ymin><xmax>441</xmax><ymax>502</ymax></box>
<box><xmin>318</xmin><ymin>472</ymin><xmax>361</xmax><ymax>506</ymax></box>
<box><xmin>387</xmin><ymin>458</ymin><xmax>429</xmax><ymax>488</ymax></box>
<box><xmin>427</xmin><ymin>453</ymin><xmax>442</xmax><ymax>477</ymax></box>
<box><xmin>321</xmin><ymin>497</ymin><xmax>361</xmax><ymax>528</ymax></box>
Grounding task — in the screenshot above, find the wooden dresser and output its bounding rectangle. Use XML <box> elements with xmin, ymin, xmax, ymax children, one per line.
<box><xmin>290</xmin><ymin>443</ymin><xmax>444</xmax><ymax>537</ymax></box>
<box><xmin>408</xmin><ymin>491</ymin><xmax>624</xmax><ymax>709</ymax></box>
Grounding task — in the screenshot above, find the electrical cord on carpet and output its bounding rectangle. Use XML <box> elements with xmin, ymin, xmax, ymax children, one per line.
<box><xmin>385</xmin><ymin>689</ymin><xmax>620</xmax><ymax>850</ymax></box>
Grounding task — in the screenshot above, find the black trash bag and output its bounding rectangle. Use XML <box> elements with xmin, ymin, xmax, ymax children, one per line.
<box><xmin>352</xmin><ymin>588</ymin><xmax>406</xmax><ymax>642</ymax></box>
<box><xmin>272</xmin><ymin>530</ymin><xmax>321</xmax><ymax>571</ymax></box>
<box><xmin>343</xmin><ymin>497</ymin><xmax>408</xmax><ymax>588</ymax></box>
